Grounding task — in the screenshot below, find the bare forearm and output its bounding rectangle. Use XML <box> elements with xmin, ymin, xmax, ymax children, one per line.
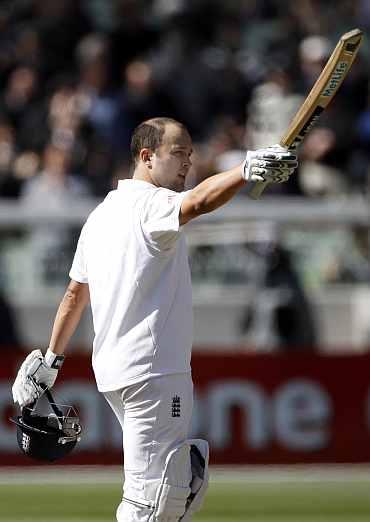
<box><xmin>180</xmin><ymin>164</ymin><xmax>245</xmax><ymax>224</ymax></box>
<box><xmin>49</xmin><ymin>282</ymin><xmax>89</xmax><ymax>355</ymax></box>
<box><xmin>192</xmin><ymin>164</ymin><xmax>245</xmax><ymax>212</ymax></box>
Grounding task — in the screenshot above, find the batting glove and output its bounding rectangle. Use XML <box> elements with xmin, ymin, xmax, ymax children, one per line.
<box><xmin>242</xmin><ymin>144</ymin><xmax>298</xmax><ymax>183</ymax></box>
<box><xmin>12</xmin><ymin>349</ymin><xmax>64</xmax><ymax>408</ymax></box>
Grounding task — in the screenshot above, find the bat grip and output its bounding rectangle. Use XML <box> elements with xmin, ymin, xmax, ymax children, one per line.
<box><xmin>248</xmin><ymin>139</ymin><xmax>292</xmax><ymax>199</ymax></box>
<box><xmin>248</xmin><ymin>179</ymin><xmax>270</xmax><ymax>199</ymax></box>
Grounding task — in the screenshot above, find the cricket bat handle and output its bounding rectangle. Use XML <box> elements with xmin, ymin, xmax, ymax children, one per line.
<box><xmin>248</xmin><ymin>137</ymin><xmax>292</xmax><ymax>200</ymax></box>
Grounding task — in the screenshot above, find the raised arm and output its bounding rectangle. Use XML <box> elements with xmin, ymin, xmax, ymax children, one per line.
<box><xmin>180</xmin><ymin>145</ymin><xmax>298</xmax><ymax>225</ymax></box>
<box><xmin>180</xmin><ymin>164</ymin><xmax>245</xmax><ymax>225</ymax></box>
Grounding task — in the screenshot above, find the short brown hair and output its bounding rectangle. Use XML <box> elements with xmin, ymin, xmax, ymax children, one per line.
<box><xmin>130</xmin><ymin>117</ymin><xmax>186</xmax><ymax>164</ymax></box>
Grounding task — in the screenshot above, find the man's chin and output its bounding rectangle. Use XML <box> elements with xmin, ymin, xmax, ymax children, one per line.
<box><xmin>168</xmin><ymin>181</ymin><xmax>185</xmax><ymax>192</ymax></box>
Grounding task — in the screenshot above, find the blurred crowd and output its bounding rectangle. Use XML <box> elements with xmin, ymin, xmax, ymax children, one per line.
<box><xmin>0</xmin><ymin>0</ymin><xmax>369</xmax><ymax>202</ymax></box>
<box><xmin>1</xmin><ymin>0</ymin><xmax>370</xmax><ymax>350</ymax></box>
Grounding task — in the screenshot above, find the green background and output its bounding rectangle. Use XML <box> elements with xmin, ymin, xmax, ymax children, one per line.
<box><xmin>1</xmin><ymin>480</ymin><xmax>370</xmax><ymax>521</ymax></box>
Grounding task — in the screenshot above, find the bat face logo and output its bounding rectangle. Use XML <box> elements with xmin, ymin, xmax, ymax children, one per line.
<box><xmin>291</xmin><ymin>106</ymin><xmax>324</xmax><ymax>148</ymax></box>
<box><xmin>345</xmin><ymin>41</ymin><xmax>361</xmax><ymax>53</ymax></box>
<box><xmin>322</xmin><ymin>62</ymin><xmax>348</xmax><ymax>97</ymax></box>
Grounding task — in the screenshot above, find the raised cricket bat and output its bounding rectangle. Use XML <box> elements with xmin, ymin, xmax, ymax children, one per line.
<box><xmin>249</xmin><ymin>28</ymin><xmax>363</xmax><ymax>199</ymax></box>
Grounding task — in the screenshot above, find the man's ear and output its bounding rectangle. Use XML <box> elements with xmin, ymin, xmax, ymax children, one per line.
<box><xmin>140</xmin><ymin>148</ymin><xmax>153</xmax><ymax>168</ymax></box>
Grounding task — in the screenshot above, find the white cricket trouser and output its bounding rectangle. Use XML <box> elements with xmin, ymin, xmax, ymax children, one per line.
<box><xmin>103</xmin><ymin>373</ymin><xmax>193</xmax><ymax>522</ymax></box>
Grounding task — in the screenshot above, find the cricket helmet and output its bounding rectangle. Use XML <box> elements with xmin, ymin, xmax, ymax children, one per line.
<box><xmin>10</xmin><ymin>389</ymin><xmax>82</xmax><ymax>462</ymax></box>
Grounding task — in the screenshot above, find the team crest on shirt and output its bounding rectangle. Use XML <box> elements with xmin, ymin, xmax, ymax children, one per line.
<box><xmin>171</xmin><ymin>395</ymin><xmax>181</xmax><ymax>417</ymax></box>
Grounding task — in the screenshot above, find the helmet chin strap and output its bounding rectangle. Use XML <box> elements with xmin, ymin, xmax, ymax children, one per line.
<box><xmin>44</xmin><ymin>388</ymin><xmax>64</xmax><ymax>418</ymax></box>
<box><xmin>38</xmin><ymin>383</ymin><xmax>64</xmax><ymax>418</ymax></box>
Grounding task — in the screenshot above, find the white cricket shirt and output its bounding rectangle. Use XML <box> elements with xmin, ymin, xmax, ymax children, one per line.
<box><xmin>69</xmin><ymin>179</ymin><xmax>193</xmax><ymax>392</ymax></box>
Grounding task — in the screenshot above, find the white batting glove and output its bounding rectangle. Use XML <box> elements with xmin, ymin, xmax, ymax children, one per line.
<box><xmin>242</xmin><ymin>144</ymin><xmax>298</xmax><ymax>183</ymax></box>
<box><xmin>12</xmin><ymin>349</ymin><xmax>64</xmax><ymax>408</ymax></box>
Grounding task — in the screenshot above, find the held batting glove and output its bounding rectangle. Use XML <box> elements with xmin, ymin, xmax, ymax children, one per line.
<box><xmin>12</xmin><ymin>349</ymin><xmax>64</xmax><ymax>408</ymax></box>
<box><xmin>242</xmin><ymin>144</ymin><xmax>298</xmax><ymax>183</ymax></box>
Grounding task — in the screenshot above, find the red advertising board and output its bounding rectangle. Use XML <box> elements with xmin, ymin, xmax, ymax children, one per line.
<box><xmin>1</xmin><ymin>350</ymin><xmax>370</xmax><ymax>465</ymax></box>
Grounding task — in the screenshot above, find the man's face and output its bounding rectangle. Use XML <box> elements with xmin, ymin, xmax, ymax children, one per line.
<box><xmin>149</xmin><ymin>124</ymin><xmax>193</xmax><ymax>192</ymax></box>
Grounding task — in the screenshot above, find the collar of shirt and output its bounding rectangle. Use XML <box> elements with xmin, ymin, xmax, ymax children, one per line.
<box><xmin>117</xmin><ymin>179</ymin><xmax>154</xmax><ymax>191</ymax></box>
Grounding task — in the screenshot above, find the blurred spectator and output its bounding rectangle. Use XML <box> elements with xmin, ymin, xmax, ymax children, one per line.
<box><xmin>20</xmin><ymin>142</ymin><xmax>91</xmax><ymax>285</ymax></box>
<box><xmin>298</xmin><ymin>129</ymin><xmax>348</xmax><ymax>197</ymax></box>
<box><xmin>266</xmin><ymin>244</ymin><xmax>317</xmax><ymax>351</ymax></box>
<box><xmin>30</xmin><ymin>0</ymin><xmax>92</xmax><ymax>77</ymax></box>
<box><xmin>0</xmin><ymin>290</ymin><xmax>20</xmax><ymax>347</ymax></box>
<box><xmin>247</xmin><ymin>66</ymin><xmax>304</xmax><ymax>149</ymax></box>
<box><xmin>319</xmin><ymin>225</ymin><xmax>370</xmax><ymax>284</ymax></box>
<box><xmin>75</xmin><ymin>33</ymin><xmax>117</xmax><ymax>144</ymax></box>
<box><xmin>150</xmin><ymin>6</ymin><xmax>228</xmax><ymax>139</ymax></box>
<box><xmin>353</xmin><ymin>85</ymin><xmax>370</xmax><ymax>194</ymax></box>
<box><xmin>83</xmin><ymin>137</ymin><xmax>116</xmax><ymax>196</ymax></box>
<box><xmin>358</xmin><ymin>0</ymin><xmax>370</xmax><ymax>31</ymax></box>
<box><xmin>111</xmin><ymin>59</ymin><xmax>176</xmax><ymax>159</ymax></box>
<box><xmin>16</xmin><ymin>77</ymin><xmax>75</xmax><ymax>152</ymax></box>
<box><xmin>0</xmin><ymin>65</ymin><xmax>40</xmax><ymax>130</ymax></box>
<box><xmin>110</xmin><ymin>0</ymin><xmax>160</xmax><ymax>76</ymax></box>
<box><xmin>111</xmin><ymin>160</ymin><xmax>132</xmax><ymax>190</ymax></box>
<box><xmin>13</xmin><ymin>25</ymin><xmax>42</xmax><ymax>69</ymax></box>
<box><xmin>246</xmin><ymin>66</ymin><xmax>304</xmax><ymax>195</ymax></box>
<box><xmin>21</xmin><ymin>141</ymin><xmax>89</xmax><ymax>206</ymax></box>
<box><xmin>48</xmin><ymin>81</ymin><xmax>81</xmax><ymax>144</ymax></box>
<box><xmin>0</xmin><ymin>120</ymin><xmax>21</xmax><ymax>198</ymax></box>
<box><xmin>298</xmin><ymin>35</ymin><xmax>331</xmax><ymax>92</ymax></box>
<box><xmin>240</xmin><ymin>242</ymin><xmax>317</xmax><ymax>352</ymax></box>
<box><xmin>12</xmin><ymin>150</ymin><xmax>40</xmax><ymax>186</ymax></box>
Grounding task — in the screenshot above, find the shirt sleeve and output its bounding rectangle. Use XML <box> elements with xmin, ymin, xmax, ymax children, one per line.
<box><xmin>141</xmin><ymin>188</ymin><xmax>189</xmax><ymax>252</ymax></box>
<box><xmin>69</xmin><ymin>224</ymin><xmax>88</xmax><ymax>283</ymax></box>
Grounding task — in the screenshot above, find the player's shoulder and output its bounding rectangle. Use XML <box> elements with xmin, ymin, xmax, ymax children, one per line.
<box><xmin>143</xmin><ymin>185</ymin><xmax>184</xmax><ymax>210</ymax></box>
